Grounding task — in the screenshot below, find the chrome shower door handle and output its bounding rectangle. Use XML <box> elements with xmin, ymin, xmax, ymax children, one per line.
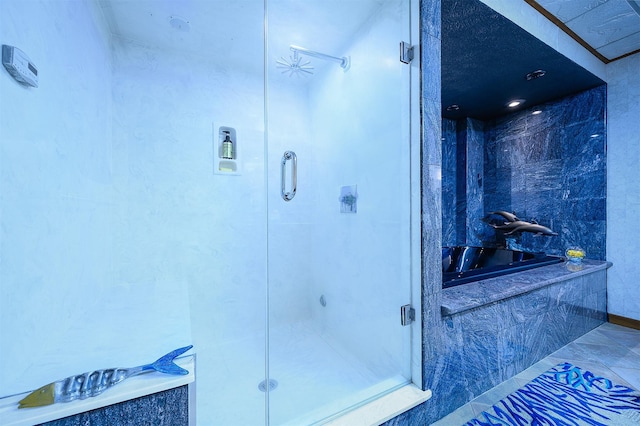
<box><xmin>281</xmin><ymin>150</ymin><xmax>297</xmax><ymax>201</ymax></box>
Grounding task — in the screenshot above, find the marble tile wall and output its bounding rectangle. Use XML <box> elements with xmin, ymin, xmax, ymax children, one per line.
<box><xmin>465</xmin><ymin>118</ymin><xmax>485</xmax><ymax>246</ymax></box>
<box><xmin>442</xmin><ymin>119</ymin><xmax>458</xmax><ymax>245</ymax></box>
<box><xmin>437</xmin><ymin>269</ymin><xmax>607</xmax><ymax>417</ymax></box>
<box><xmin>38</xmin><ymin>386</ymin><xmax>189</xmax><ymax>426</ymax></box>
<box><xmin>442</xmin><ymin>117</ymin><xmax>485</xmax><ymax>247</ymax></box>
<box><xmin>387</xmin><ymin>1</ymin><xmax>609</xmax><ymax>424</ymax></box>
<box><xmin>381</xmin><ymin>0</ymin><xmax>442</xmax><ymax>423</ymax></box>
<box><xmin>387</xmin><ymin>267</ymin><xmax>608</xmax><ymax>425</ymax></box>
<box><xmin>484</xmin><ymin>86</ymin><xmax>607</xmax><ymax>259</ymax></box>
<box><xmin>442</xmin><ymin>86</ymin><xmax>606</xmax><ymax>259</ymax></box>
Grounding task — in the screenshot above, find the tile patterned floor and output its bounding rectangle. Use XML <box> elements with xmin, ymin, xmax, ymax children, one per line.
<box><xmin>432</xmin><ymin>322</ymin><xmax>640</xmax><ymax>425</ymax></box>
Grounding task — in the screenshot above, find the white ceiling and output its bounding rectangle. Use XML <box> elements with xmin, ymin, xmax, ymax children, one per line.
<box><xmin>530</xmin><ymin>0</ymin><xmax>640</xmax><ymax>61</ymax></box>
<box><xmin>97</xmin><ymin>0</ymin><xmax>639</xmax><ymax>72</ymax></box>
<box><xmin>97</xmin><ymin>0</ymin><xmax>386</xmax><ymax>78</ymax></box>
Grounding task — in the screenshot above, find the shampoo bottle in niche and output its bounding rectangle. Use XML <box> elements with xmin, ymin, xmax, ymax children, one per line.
<box><xmin>222</xmin><ymin>131</ymin><xmax>234</xmax><ymax>159</ymax></box>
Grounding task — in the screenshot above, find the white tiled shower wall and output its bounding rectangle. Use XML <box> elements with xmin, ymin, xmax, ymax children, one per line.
<box><xmin>109</xmin><ymin>0</ymin><xmax>412</xmax><ymax>383</ymax></box>
<box><xmin>111</xmin><ymin>37</ymin><xmax>272</xmax><ymax>346</ymax></box>
<box><xmin>1</xmin><ymin>0</ymin><xmax>272</xmax><ymax>397</ymax></box>
<box><xmin>303</xmin><ymin>1</ymin><xmax>412</xmax><ymax>376</ymax></box>
<box><xmin>0</xmin><ymin>0</ymin><xmax>171</xmax><ymax>396</ymax></box>
<box><xmin>1</xmin><ymin>0</ymin><xmax>413</xmax><ymax>402</ymax></box>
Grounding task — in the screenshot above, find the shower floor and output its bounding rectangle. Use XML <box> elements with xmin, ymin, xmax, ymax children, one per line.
<box><xmin>195</xmin><ymin>321</ymin><xmax>407</xmax><ymax>426</ymax></box>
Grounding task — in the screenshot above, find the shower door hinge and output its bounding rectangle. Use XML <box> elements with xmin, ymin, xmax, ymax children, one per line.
<box><xmin>400</xmin><ymin>304</ymin><xmax>415</xmax><ymax>326</ymax></box>
<box><xmin>400</xmin><ymin>41</ymin><xmax>414</xmax><ymax>64</ymax></box>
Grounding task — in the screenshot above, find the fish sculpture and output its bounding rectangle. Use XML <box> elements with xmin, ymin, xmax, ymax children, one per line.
<box><xmin>18</xmin><ymin>345</ymin><xmax>193</xmax><ymax>408</ymax></box>
<box><xmin>489</xmin><ymin>210</ymin><xmax>520</xmax><ymax>222</ymax></box>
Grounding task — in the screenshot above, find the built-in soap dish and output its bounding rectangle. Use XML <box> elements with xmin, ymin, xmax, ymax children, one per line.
<box><xmin>213</xmin><ymin>123</ymin><xmax>240</xmax><ymax>175</ymax></box>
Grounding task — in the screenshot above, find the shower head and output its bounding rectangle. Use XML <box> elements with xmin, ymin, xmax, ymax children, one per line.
<box><xmin>276</xmin><ymin>50</ymin><xmax>314</xmax><ymax>77</ymax></box>
<box><xmin>276</xmin><ymin>45</ymin><xmax>350</xmax><ymax>77</ymax></box>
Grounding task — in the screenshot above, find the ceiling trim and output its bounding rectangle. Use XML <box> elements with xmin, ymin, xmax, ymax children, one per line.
<box><xmin>524</xmin><ymin>0</ymin><xmax>611</xmax><ymax>64</ymax></box>
<box><xmin>611</xmin><ymin>47</ymin><xmax>640</xmax><ymax>62</ymax></box>
<box><xmin>526</xmin><ymin>0</ymin><xmax>640</xmax><ymax>63</ymax></box>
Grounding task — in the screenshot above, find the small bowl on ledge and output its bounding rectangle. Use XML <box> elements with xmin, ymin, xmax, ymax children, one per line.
<box><xmin>565</xmin><ymin>247</ymin><xmax>586</xmax><ymax>265</ymax></box>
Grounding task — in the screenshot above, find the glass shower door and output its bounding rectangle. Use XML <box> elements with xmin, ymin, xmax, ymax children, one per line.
<box><xmin>265</xmin><ymin>0</ymin><xmax>414</xmax><ymax>423</ymax></box>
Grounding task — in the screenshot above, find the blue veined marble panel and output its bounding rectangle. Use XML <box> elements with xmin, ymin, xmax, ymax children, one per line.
<box><xmin>455</xmin><ymin>120</ymin><xmax>468</xmax><ymax>244</ymax></box>
<box><xmin>522</xmin><ymin>159</ymin><xmax>563</xmax><ymax>192</ymax></box>
<box><xmin>423</xmin><ymin>96</ymin><xmax>442</xmax><ymax>166</ymax></box>
<box><xmin>491</xmin><ymin>136</ymin><xmax>520</xmax><ymax>170</ymax></box>
<box><xmin>517</xmin><ymin>127</ymin><xmax>563</xmax><ymax>165</ymax></box>
<box><xmin>480</xmin><ymin>86</ymin><xmax>606</xmax><ymax>259</ymax></box>
<box><xmin>38</xmin><ymin>386</ymin><xmax>189</xmax><ymax>426</ymax></box>
<box><xmin>420</xmin><ymin>0</ymin><xmax>441</xmax><ymax>39</ymax></box>
<box><xmin>524</xmin><ymin>189</ymin><xmax>563</xmax><ymax>222</ymax></box>
<box><xmin>466</xmin><ymin>118</ymin><xmax>485</xmax><ymax>246</ymax></box>
<box><xmin>561</xmin><ymin>123</ymin><xmax>606</xmax><ymax>174</ymax></box>
<box><xmin>421</xmin><ymin>27</ymin><xmax>442</xmax><ymax>168</ymax></box>
<box><xmin>507</xmin><ymin>316</ymin><xmax>556</xmax><ymax>372</ymax></box>
<box><xmin>423</xmin><ymin>268</ymin><xmax>608</xmax><ymax>424</ymax></box>
<box><xmin>558</xmin><ymin>219</ymin><xmax>606</xmax><ymax>260</ymax></box>
<box><xmin>442</xmin><ymin>119</ymin><xmax>458</xmax><ymax>246</ymax></box>
<box><xmin>484</xmin><ymin>167</ymin><xmax>513</xmax><ymax>207</ymax></box>
<box><xmin>562</xmin><ymin>169</ymin><xmax>606</xmax><ymax>200</ymax></box>
<box><xmin>493</xmin><ymin>111</ymin><xmax>528</xmax><ymax>138</ymax></box>
<box><xmin>560</xmin><ymin>86</ymin><xmax>606</xmax><ymax>126</ymax></box>
<box><xmin>525</xmin><ymin>103</ymin><xmax>564</xmax><ymax>133</ymax></box>
<box><xmin>563</xmin><ymin>197</ymin><xmax>606</xmax><ymax>221</ymax></box>
<box><xmin>443</xmin><ymin>87</ymin><xmax>606</xmax><ymax>259</ymax></box>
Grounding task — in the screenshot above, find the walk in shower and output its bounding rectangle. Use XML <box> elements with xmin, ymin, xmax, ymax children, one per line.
<box><xmin>0</xmin><ymin>0</ymin><xmax>421</xmax><ymax>425</ymax></box>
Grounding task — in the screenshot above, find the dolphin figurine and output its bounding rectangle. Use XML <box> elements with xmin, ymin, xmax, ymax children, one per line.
<box><xmin>490</xmin><ymin>219</ymin><xmax>558</xmax><ymax>236</ymax></box>
<box><xmin>18</xmin><ymin>345</ymin><xmax>192</xmax><ymax>408</ymax></box>
<box><xmin>490</xmin><ymin>220</ymin><xmax>532</xmax><ymax>232</ymax></box>
<box><xmin>489</xmin><ymin>210</ymin><xmax>520</xmax><ymax>222</ymax></box>
<box><xmin>503</xmin><ymin>223</ymin><xmax>558</xmax><ymax>236</ymax></box>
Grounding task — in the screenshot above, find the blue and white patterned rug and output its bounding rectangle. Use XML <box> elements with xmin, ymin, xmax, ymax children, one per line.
<box><xmin>465</xmin><ymin>362</ymin><xmax>640</xmax><ymax>425</ymax></box>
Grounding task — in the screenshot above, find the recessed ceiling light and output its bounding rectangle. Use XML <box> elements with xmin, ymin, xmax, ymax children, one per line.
<box><xmin>446</xmin><ymin>104</ymin><xmax>460</xmax><ymax>111</ymax></box>
<box><xmin>590</xmin><ymin>133</ymin><xmax>600</xmax><ymax>138</ymax></box>
<box><xmin>531</xmin><ymin>110</ymin><xmax>542</xmax><ymax>115</ymax></box>
<box><xmin>507</xmin><ymin>99</ymin><xmax>524</xmax><ymax>108</ymax></box>
<box><xmin>526</xmin><ymin>69</ymin><xmax>546</xmax><ymax>81</ymax></box>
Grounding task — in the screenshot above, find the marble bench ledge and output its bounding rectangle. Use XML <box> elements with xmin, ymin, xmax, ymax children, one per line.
<box><xmin>441</xmin><ymin>259</ymin><xmax>612</xmax><ymax>316</ymax></box>
<box><xmin>0</xmin><ymin>355</ymin><xmax>195</xmax><ymax>426</ymax></box>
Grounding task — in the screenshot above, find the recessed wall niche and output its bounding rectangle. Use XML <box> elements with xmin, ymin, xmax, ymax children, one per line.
<box><xmin>442</xmin><ymin>86</ymin><xmax>606</xmax><ymax>260</ymax></box>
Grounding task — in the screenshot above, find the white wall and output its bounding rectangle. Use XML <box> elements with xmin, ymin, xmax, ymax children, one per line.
<box><xmin>0</xmin><ymin>0</ymin><xmax>192</xmax><ymax>397</ymax></box>
<box><xmin>606</xmin><ymin>53</ymin><xmax>640</xmax><ymax>321</ymax></box>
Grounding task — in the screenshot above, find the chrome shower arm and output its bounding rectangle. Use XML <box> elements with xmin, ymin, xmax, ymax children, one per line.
<box><xmin>290</xmin><ymin>45</ymin><xmax>350</xmax><ymax>70</ymax></box>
